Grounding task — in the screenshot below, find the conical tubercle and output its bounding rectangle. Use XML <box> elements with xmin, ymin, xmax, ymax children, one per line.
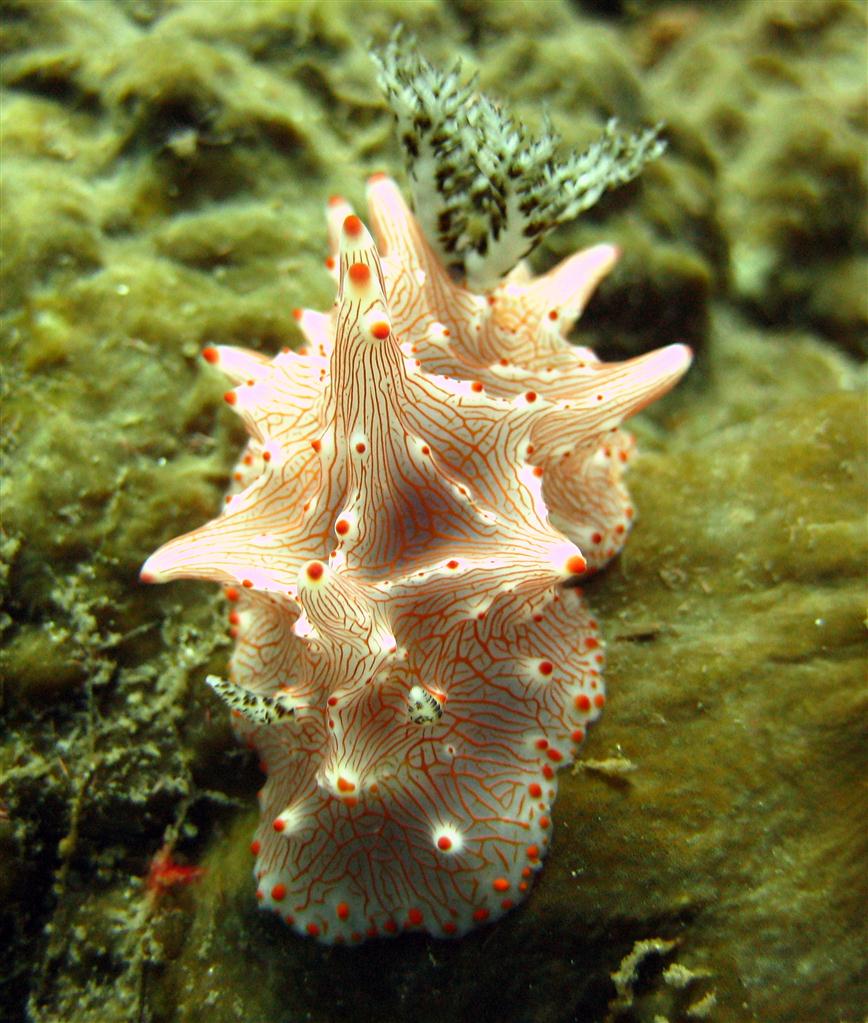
<box><xmin>523</xmin><ymin>243</ymin><xmax>620</xmax><ymax>330</ymax></box>
<box><xmin>296</xmin><ymin>559</ymin><xmax>390</xmax><ymax>657</ymax></box>
<box><xmin>330</xmin><ymin>211</ymin><xmax>409</xmax><ymax>442</ymax></box>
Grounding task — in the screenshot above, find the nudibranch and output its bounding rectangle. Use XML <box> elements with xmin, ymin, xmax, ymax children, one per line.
<box><xmin>141</xmin><ymin>39</ymin><xmax>691</xmax><ymax>943</ymax></box>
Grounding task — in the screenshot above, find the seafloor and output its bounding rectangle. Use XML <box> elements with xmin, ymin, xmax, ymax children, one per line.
<box><xmin>0</xmin><ymin>1</ymin><xmax>865</xmax><ymax>1022</ymax></box>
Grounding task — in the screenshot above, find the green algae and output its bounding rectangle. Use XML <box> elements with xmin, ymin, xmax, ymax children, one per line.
<box><xmin>1</xmin><ymin>2</ymin><xmax>866</xmax><ymax>1022</ymax></box>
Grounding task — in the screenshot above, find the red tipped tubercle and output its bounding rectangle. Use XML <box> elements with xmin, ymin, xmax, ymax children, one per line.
<box><xmin>566</xmin><ymin>554</ymin><xmax>587</xmax><ymax>575</ymax></box>
<box><xmin>343</xmin><ymin>215</ymin><xmax>364</xmax><ymax>237</ymax></box>
<box><xmin>202</xmin><ymin>347</ymin><xmax>219</xmax><ymax>364</ymax></box>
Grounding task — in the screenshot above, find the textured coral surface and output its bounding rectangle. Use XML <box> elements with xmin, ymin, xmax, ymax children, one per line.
<box><xmin>1</xmin><ymin>0</ymin><xmax>865</xmax><ymax>1021</ymax></box>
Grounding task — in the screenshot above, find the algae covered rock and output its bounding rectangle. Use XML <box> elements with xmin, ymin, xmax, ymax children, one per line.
<box><xmin>0</xmin><ymin>2</ymin><xmax>865</xmax><ymax>1022</ymax></box>
<box><xmin>643</xmin><ymin>0</ymin><xmax>868</xmax><ymax>356</ymax></box>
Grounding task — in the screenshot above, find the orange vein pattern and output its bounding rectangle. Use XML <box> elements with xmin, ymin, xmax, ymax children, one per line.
<box><xmin>141</xmin><ymin>175</ymin><xmax>691</xmax><ymax>944</ymax></box>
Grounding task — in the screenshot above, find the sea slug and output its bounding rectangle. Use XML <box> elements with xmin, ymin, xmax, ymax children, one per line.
<box><xmin>141</xmin><ymin>37</ymin><xmax>691</xmax><ymax>943</ymax></box>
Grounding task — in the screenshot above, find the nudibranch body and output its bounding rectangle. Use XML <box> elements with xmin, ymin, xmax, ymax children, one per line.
<box><xmin>141</xmin><ymin>175</ymin><xmax>690</xmax><ymax>943</ymax></box>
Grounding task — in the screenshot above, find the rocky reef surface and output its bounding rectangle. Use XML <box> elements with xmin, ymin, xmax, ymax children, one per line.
<box><xmin>1</xmin><ymin>2</ymin><xmax>865</xmax><ymax>1022</ymax></box>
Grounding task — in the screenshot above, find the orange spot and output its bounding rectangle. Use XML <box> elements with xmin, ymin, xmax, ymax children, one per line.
<box><xmin>272</xmin><ymin>818</ymin><xmax>285</xmax><ymax>833</ymax></box>
<box><xmin>492</xmin><ymin>878</ymin><xmax>510</xmax><ymax>893</ymax></box>
<box><xmin>615</xmin><ymin>523</ymin><xmax>625</xmax><ymax>534</ymax></box>
<box><xmin>336</xmin><ymin>902</ymin><xmax>349</xmax><ymax>920</ymax></box>
<box><xmin>437</xmin><ymin>835</ymin><xmax>452</xmax><ymax>852</ymax></box>
<box><xmin>542</xmin><ymin>764</ymin><xmax>554</xmax><ymax>780</ymax></box>
<box><xmin>343</xmin><ymin>214</ymin><xmax>363</xmax><ymax>236</ymax></box>
<box><xmin>370</xmin><ymin>321</ymin><xmax>390</xmax><ymax>339</ymax></box>
<box><xmin>292</xmin><ymin>307</ymin><xmax>303</xmax><ymax>320</ymax></box>
<box><xmin>140</xmin><ymin>571</ymin><xmax>155</xmax><ymax>584</ymax></box>
<box><xmin>337</xmin><ymin>776</ymin><xmax>355</xmax><ymax>793</ymax></box>
<box><xmin>548</xmin><ymin>309</ymin><xmax>558</xmax><ymax>321</ymax></box>
<box><xmin>355</xmin><ymin>442</ymin><xmax>366</xmax><ymax>453</ymax></box>
<box><xmin>571</xmin><ymin>729</ymin><xmax>585</xmax><ymax>743</ymax></box>
<box><xmin>271</xmin><ymin>883</ymin><xmax>286</xmax><ymax>901</ymax></box>
<box><xmin>591</xmin><ymin>532</ymin><xmax>603</xmax><ymax>544</ymax></box>
<box><xmin>501</xmin><ymin>899</ymin><xmax>514</xmax><ymax>910</ymax></box>
<box><xmin>242</xmin><ymin>579</ymin><xmax>253</xmax><ymax>588</ymax></box>
<box><xmin>262</xmin><ymin>451</ymin><xmax>271</xmax><ymax>462</ymax></box>
<box><xmin>348</xmin><ymin>262</ymin><xmax>370</xmax><ymax>284</ymax></box>
<box><xmin>539</xmin><ymin>816</ymin><xmax>550</xmax><ymax>829</ymax></box>
<box><xmin>407</xmin><ymin>907</ymin><xmax>423</xmax><ymax>926</ymax></box>
<box><xmin>535</xmin><ymin>738</ymin><xmax>548</xmax><ymax>751</ymax></box>
<box><xmin>202</xmin><ymin>346</ymin><xmax>218</xmax><ymax>364</ymax></box>
<box><xmin>368</xmin><ymin>171</ymin><xmax>388</xmax><ymax>183</ymax></box>
<box><xmin>521</xmin><ymin>867</ymin><xmax>531</xmax><ymax>878</ymax></box>
<box><xmin>311</xmin><ymin>439</ymin><xmax>321</xmax><ymax>452</ymax></box>
<box><xmin>566</xmin><ymin>554</ymin><xmax>587</xmax><ymax>575</ymax></box>
<box><xmin>447</xmin><ymin>559</ymin><xmax>459</xmax><ymax>569</ymax></box>
<box><xmin>250</xmin><ymin>840</ymin><xmax>260</xmax><ymax>855</ymax></box>
<box><xmin>442</xmin><ymin>921</ymin><xmax>457</xmax><ymax>935</ymax></box>
<box><xmin>223</xmin><ymin>391</ymin><xmax>236</xmax><ymax>405</ymax></box>
<box><xmin>344</xmin><ymin>797</ymin><xmax>358</xmax><ymax>808</ymax></box>
<box><xmin>575</xmin><ymin>693</ymin><xmax>592</xmax><ymax>712</ymax></box>
<box><xmin>471</xmin><ymin>381</ymin><xmax>483</xmax><ymax>392</ymax></box>
<box><xmin>383</xmin><ymin>919</ymin><xmax>398</xmax><ymax>934</ymax></box>
<box><xmin>421</xmin><ymin>445</ymin><xmax>430</xmax><ymax>455</ymax></box>
<box><xmin>526</xmin><ymin>844</ymin><xmax>540</xmax><ymax>860</ymax></box>
<box><xmin>335</xmin><ymin>519</ymin><xmax>350</xmax><ymax>535</ymax></box>
<box><xmin>529</xmin><ymin>782</ymin><xmax>542</xmax><ymax>798</ymax></box>
<box><xmin>525</xmin><ymin>391</ymin><xmax>537</xmax><ymax>403</ymax></box>
<box><xmin>473</xmin><ymin>908</ymin><xmax>490</xmax><ymax>922</ymax></box>
<box><xmin>519</xmin><ymin>881</ymin><xmax>528</xmax><ymax>892</ymax></box>
<box><xmin>585</xmin><ymin>637</ymin><xmax>599</xmax><ymax>649</ymax></box>
<box><xmin>325</xmin><ymin>256</ymin><xmax>335</xmax><ymax>270</ymax></box>
<box><xmin>594</xmin><ymin>693</ymin><xmax>606</xmax><ymax>709</ymax></box>
<box><xmin>327</xmin><ymin>696</ymin><xmax>338</xmax><ymax>706</ymax></box>
<box><xmin>547</xmin><ymin>748</ymin><xmax>563</xmax><ymax>763</ymax></box>
<box><xmin>306</xmin><ymin>562</ymin><xmax>324</xmax><ymax>581</ymax></box>
<box><xmin>306</xmin><ymin>922</ymin><xmax>320</xmax><ymax>937</ymax></box>
<box><xmin>328</xmin><ymin>194</ymin><xmax>345</xmax><ymax>207</ymax></box>
<box><xmin>533</xmin><ymin>466</ymin><xmax>544</xmax><ymax>477</ymax></box>
<box><xmin>538</xmin><ymin>660</ymin><xmax>553</xmax><ymax>676</ymax></box>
